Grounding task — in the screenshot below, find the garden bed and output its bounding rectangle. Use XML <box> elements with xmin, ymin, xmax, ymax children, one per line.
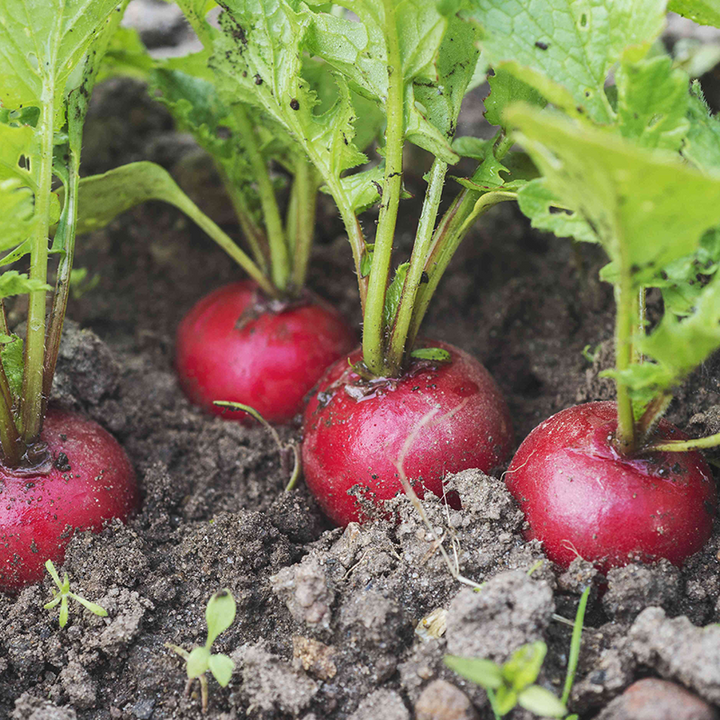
<box><xmin>3</xmin><ymin>30</ymin><xmax>720</xmax><ymax>720</ymax></box>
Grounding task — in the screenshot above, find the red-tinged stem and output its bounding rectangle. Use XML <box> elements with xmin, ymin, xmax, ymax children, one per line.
<box><xmin>386</xmin><ymin>159</ymin><xmax>447</xmax><ymax>371</ymax></box>
<box><xmin>648</xmin><ymin>432</ymin><xmax>720</xmax><ymax>452</ymax></box>
<box><xmin>43</xmin><ymin>145</ymin><xmax>80</xmax><ymax>418</ymax></box>
<box><xmin>613</xmin><ymin>245</ymin><xmax>637</xmax><ymax>455</ymax></box>
<box><xmin>289</xmin><ymin>157</ymin><xmax>319</xmax><ymax>292</ymax></box>
<box><xmin>20</xmin><ymin>93</ymin><xmax>54</xmax><ymax>444</ymax></box>
<box><xmin>0</xmin><ymin>305</ymin><xmax>21</xmax><ymax>466</ymax></box>
<box><xmin>232</xmin><ymin>105</ymin><xmax>290</xmax><ymax>292</ymax></box>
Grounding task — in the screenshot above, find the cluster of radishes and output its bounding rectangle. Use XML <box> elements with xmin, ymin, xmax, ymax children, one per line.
<box><xmin>2</xmin><ymin>0</ymin><xmax>718</xmax><ymax>597</ymax></box>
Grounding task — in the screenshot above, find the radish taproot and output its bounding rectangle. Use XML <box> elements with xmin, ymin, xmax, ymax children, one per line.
<box><xmin>505</xmin><ymin>402</ymin><xmax>716</xmax><ymax>572</ymax></box>
<box><xmin>176</xmin><ymin>280</ymin><xmax>356</xmax><ymax>424</ymax></box>
<box><xmin>0</xmin><ymin>3</ymin><xmax>140</xmax><ymax>592</ymax></box>
<box><xmin>303</xmin><ymin>341</ymin><xmax>512</xmax><ymax>526</ymax></box>
<box><xmin>0</xmin><ymin>410</ymin><xmax>139</xmax><ymax>593</ymax></box>
<box><xmin>505</xmin><ymin>96</ymin><xmax>720</xmax><ymax>570</ymax></box>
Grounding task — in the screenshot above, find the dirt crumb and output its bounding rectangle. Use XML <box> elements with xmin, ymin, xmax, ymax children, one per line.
<box><xmin>292</xmin><ymin>636</ymin><xmax>337</xmax><ymax>680</ymax></box>
<box><xmin>11</xmin><ymin>694</ymin><xmax>77</xmax><ymax>720</ymax></box>
<box><xmin>272</xmin><ymin>555</ymin><xmax>334</xmax><ymax>630</ymax></box>
<box><xmin>59</xmin><ymin>660</ymin><xmax>96</xmax><ymax>710</ymax></box>
<box><xmin>232</xmin><ymin>642</ymin><xmax>318</xmax><ymax>715</ymax></box>
<box><xmin>603</xmin><ymin>561</ymin><xmax>681</xmax><ymax>621</ymax></box>
<box><xmin>348</xmin><ymin>689</ymin><xmax>410</xmax><ymax>720</ymax></box>
<box><xmin>630</xmin><ymin>607</ymin><xmax>720</xmax><ymax>703</ymax></box>
<box><xmin>446</xmin><ymin>570</ymin><xmax>554</xmax><ymax>662</ymax></box>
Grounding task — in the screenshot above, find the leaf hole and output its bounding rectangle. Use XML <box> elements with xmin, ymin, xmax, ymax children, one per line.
<box><xmin>548</xmin><ymin>206</ymin><xmax>572</xmax><ymax>216</ymax></box>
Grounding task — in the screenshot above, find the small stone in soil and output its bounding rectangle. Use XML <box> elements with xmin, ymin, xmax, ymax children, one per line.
<box><xmin>596</xmin><ymin>678</ymin><xmax>717</xmax><ymax>720</ymax></box>
<box><xmin>415</xmin><ymin>679</ymin><xmax>479</xmax><ymax>720</ymax></box>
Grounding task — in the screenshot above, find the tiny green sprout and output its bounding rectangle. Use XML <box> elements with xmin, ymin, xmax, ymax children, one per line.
<box><xmin>165</xmin><ymin>589</ymin><xmax>237</xmax><ymax>713</ymax></box>
<box><xmin>445</xmin><ymin>642</ymin><xmax>567</xmax><ymax>719</ymax></box>
<box><xmin>43</xmin><ymin>560</ymin><xmax>108</xmax><ymax>629</ymax></box>
<box><xmin>581</xmin><ymin>344</ymin><xmax>600</xmax><ymax>364</ymax></box>
<box><xmin>446</xmin><ymin>587</ymin><xmax>591</xmax><ymax>720</ymax></box>
<box><xmin>213</xmin><ymin>401</ymin><xmax>301</xmax><ymax>491</ymax></box>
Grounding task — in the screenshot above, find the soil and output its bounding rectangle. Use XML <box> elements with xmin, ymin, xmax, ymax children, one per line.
<box><xmin>3</xmin><ymin>10</ymin><xmax>720</xmax><ymax>719</ymax></box>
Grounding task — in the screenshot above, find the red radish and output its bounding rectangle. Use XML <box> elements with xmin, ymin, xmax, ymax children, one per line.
<box><xmin>302</xmin><ymin>340</ymin><xmax>513</xmax><ymax>526</ymax></box>
<box><xmin>0</xmin><ymin>408</ymin><xmax>140</xmax><ymax>593</ymax></box>
<box><xmin>505</xmin><ymin>401</ymin><xmax>716</xmax><ymax>572</ymax></box>
<box><xmin>175</xmin><ymin>280</ymin><xmax>357</xmax><ymax>425</ymax></box>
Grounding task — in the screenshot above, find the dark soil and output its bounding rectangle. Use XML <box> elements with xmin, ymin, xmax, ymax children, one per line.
<box><xmin>2</xmin><ymin>63</ymin><xmax>720</xmax><ymax>720</ymax></box>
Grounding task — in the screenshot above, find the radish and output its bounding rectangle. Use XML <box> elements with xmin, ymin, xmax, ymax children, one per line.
<box><xmin>0</xmin><ymin>3</ymin><xmax>140</xmax><ymax>591</ymax></box>
<box><xmin>176</xmin><ymin>280</ymin><xmax>356</xmax><ymax>424</ymax></box>
<box><xmin>503</xmin><ymin>96</ymin><xmax>720</xmax><ymax>570</ymax></box>
<box><xmin>302</xmin><ymin>341</ymin><xmax>512</xmax><ymax>526</ymax></box>
<box><xmin>505</xmin><ymin>402</ymin><xmax>715</xmax><ymax>572</ymax></box>
<box><xmin>0</xmin><ymin>409</ymin><xmax>139</xmax><ymax>593</ymax></box>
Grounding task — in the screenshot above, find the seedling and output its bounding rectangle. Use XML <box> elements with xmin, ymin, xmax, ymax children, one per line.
<box><xmin>165</xmin><ymin>589</ymin><xmax>237</xmax><ymax>713</ymax></box>
<box><xmin>0</xmin><ymin>0</ymin><xmax>140</xmax><ymax>592</ymax></box>
<box><xmin>445</xmin><ymin>642</ymin><xmax>567</xmax><ymax>719</ymax></box>
<box><xmin>445</xmin><ymin>587</ymin><xmax>590</xmax><ymax>720</ymax></box>
<box><xmin>43</xmin><ymin>560</ymin><xmax>108</xmax><ymax>629</ymax></box>
<box><xmin>213</xmin><ymin>402</ymin><xmax>300</xmax><ymax>491</ymax></box>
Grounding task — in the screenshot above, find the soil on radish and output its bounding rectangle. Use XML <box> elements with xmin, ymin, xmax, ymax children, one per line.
<box><xmin>2</xmin><ymin>54</ymin><xmax>720</xmax><ymax>720</ymax></box>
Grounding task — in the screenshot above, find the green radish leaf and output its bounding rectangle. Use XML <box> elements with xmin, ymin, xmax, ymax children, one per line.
<box><xmin>0</xmin><ymin>123</ymin><xmax>36</xmax><ymax>206</ymax></box>
<box><xmin>517</xmin><ymin>685</ymin><xmax>567</xmax><ymax>717</ymax></box>
<box><xmin>683</xmin><ymin>82</ymin><xmax>720</xmax><ymax>172</ymax></box>
<box><xmin>648</xmin><ymin>227</ymin><xmax>720</xmax><ymax>318</ymax></box>
<box><xmin>205</xmin><ymin>589</ymin><xmax>236</xmax><ymax>648</ymax></box>
<box><xmin>635</xmin><ymin>270</ymin><xmax>720</xmax><ymax>395</ymax></box>
<box><xmin>517</xmin><ymin>179</ymin><xmax>596</xmax><ymax>244</ymax></box>
<box><xmin>0</xmin><ymin>272</ymin><xmax>52</xmax><ymax>300</ymax></box>
<box><xmin>506</xmin><ymin>105</ymin><xmax>720</xmax><ymax>288</ymax></box>
<box><xmin>0</xmin><ymin>0</ymin><xmax>122</xmax><ymax>126</ymax></box>
<box><xmin>411</xmin><ymin>348</ymin><xmax>451</xmax><ymax>363</ymax></box>
<box><xmin>305</xmin><ymin>0</ymin><xmax>461</xmax><ymax>161</ymax></box>
<box><xmin>413</xmin><ymin>12</ymin><xmax>481</xmax><ymax>143</ymax></box>
<box><xmin>669</xmin><ymin>0</ymin><xmax>720</xmax><ymax>27</ymax></box>
<box><xmin>383</xmin><ymin>263</ymin><xmax>409</xmax><ymax>332</ymax></box>
<box><xmin>616</xmin><ymin>54</ymin><xmax>690</xmax><ymax>152</ymax></box>
<box><xmin>502</xmin><ymin>641</ymin><xmax>546</xmax><ymax>691</ymax></box>
<box><xmin>97</xmin><ymin>26</ymin><xmax>154</xmax><ymax>84</ymax></box>
<box><xmin>336</xmin><ymin>165</ymin><xmax>386</xmax><ymax>213</ymax></box>
<box><xmin>0</xmin><ymin>178</ymin><xmax>35</xmax><ymax>251</ymax></box>
<box><xmin>484</xmin><ymin>68</ymin><xmax>546</xmax><ymax>130</ymax></box>
<box><xmin>443</xmin><ymin>655</ymin><xmax>503</xmax><ymax>690</ymax></box>
<box><xmin>151</xmin><ymin>60</ymin><xmax>237</xmax><ymax>162</ymax></box>
<box><xmin>208</xmin><ymin>653</ymin><xmax>235</xmax><ymax>687</ymax></box>
<box><xmin>452</xmin><ymin>137</ymin><xmax>490</xmax><ymax>161</ymax></box>
<box><xmin>469</xmin><ymin>0</ymin><xmax>666</xmax><ymax>123</ymax></box>
<box><xmin>176</xmin><ymin>0</ymin><xmax>218</xmax><ymax>38</ymax></box>
<box><xmin>72</xmin><ymin>162</ymin><xmax>213</xmax><ymax>234</ymax></box>
<box><xmin>69</xmin><ymin>267</ymin><xmax>100</xmax><ymax>300</ymax></box>
<box><xmin>186</xmin><ymin>646</ymin><xmax>211</xmax><ymax>679</ymax></box>
<box><xmin>360</xmin><ymin>245</ymin><xmax>375</xmax><ymax>278</ymax></box>
<box><xmin>210</xmin><ymin>0</ymin><xmax>368</xmax><ymax>186</ymax></box>
<box><xmin>1</xmin><ymin>334</ymin><xmax>24</xmax><ymax>402</ymax></box>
